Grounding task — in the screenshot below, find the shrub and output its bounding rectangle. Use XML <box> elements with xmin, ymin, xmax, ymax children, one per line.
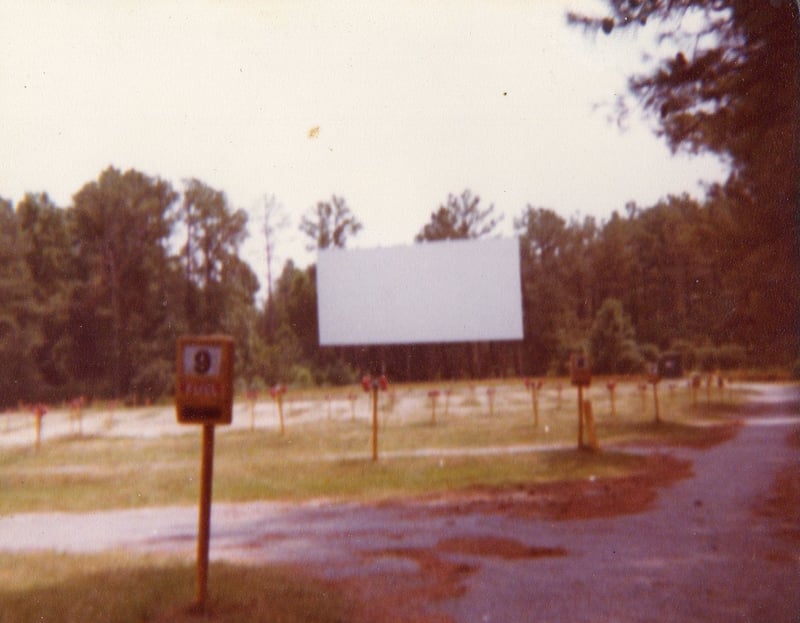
<box><xmin>670</xmin><ymin>339</ymin><xmax>697</xmax><ymax>371</ymax></box>
<box><xmin>638</xmin><ymin>343</ymin><xmax>660</xmax><ymax>363</ymax></box>
<box><xmin>130</xmin><ymin>359</ymin><xmax>173</xmax><ymax>402</ymax></box>
<box><xmin>717</xmin><ymin>343</ymin><xmax>746</xmax><ymax>370</ymax></box>
<box><xmin>696</xmin><ymin>345</ymin><xmax>718</xmax><ymax>372</ymax></box>
<box><xmin>589</xmin><ymin>298</ymin><xmax>637</xmax><ymax>374</ymax></box>
<box><xmin>618</xmin><ymin>339</ymin><xmax>645</xmax><ymax>374</ymax></box>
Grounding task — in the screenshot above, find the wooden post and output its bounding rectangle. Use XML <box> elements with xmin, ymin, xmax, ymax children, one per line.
<box><xmin>583</xmin><ymin>400</ymin><xmax>598</xmax><ymax>450</ymax></box>
<box><xmin>371</xmin><ymin>385</ymin><xmax>379</xmax><ymax>462</ymax></box>
<box><xmin>652</xmin><ymin>383</ymin><xmax>661</xmax><ymax>423</ymax></box>
<box><xmin>577</xmin><ymin>385</ymin><xmax>584</xmax><ymax>448</ymax></box>
<box><xmin>607</xmin><ymin>382</ymin><xmax>616</xmax><ymax>418</ymax></box>
<box><xmin>639</xmin><ymin>383</ymin><xmax>648</xmax><ymax>415</ymax></box>
<box><xmin>195</xmin><ymin>424</ymin><xmax>215</xmax><ymax>612</ymax></box>
<box><xmin>428</xmin><ymin>390</ymin><xmax>439</xmax><ymax>426</ymax></box>
<box><xmin>34</xmin><ymin>410</ymin><xmax>43</xmax><ymax>451</ymax></box>
<box><xmin>348</xmin><ymin>392</ymin><xmax>356</xmax><ymax>421</ymax></box>
<box><xmin>526</xmin><ymin>380</ymin><xmax>540</xmax><ymax>427</ymax></box>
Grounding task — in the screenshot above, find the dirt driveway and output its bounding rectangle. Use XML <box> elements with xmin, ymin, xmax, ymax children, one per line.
<box><xmin>1</xmin><ymin>384</ymin><xmax>798</xmax><ymax>622</ymax></box>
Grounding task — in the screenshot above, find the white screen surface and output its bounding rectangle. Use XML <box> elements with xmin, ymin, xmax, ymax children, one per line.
<box><xmin>317</xmin><ymin>237</ymin><xmax>523</xmax><ymax>345</ymax></box>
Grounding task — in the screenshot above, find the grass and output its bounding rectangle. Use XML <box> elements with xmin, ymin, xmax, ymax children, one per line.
<box><xmin>0</xmin><ymin>377</ymin><xmax>750</xmax><ymax>622</ymax></box>
<box><xmin>0</xmin><ymin>378</ymin><xmax>744</xmax><ymax>514</ymax></box>
<box><xmin>0</xmin><ymin>431</ymin><xmax>657</xmax><ymax>512</ymax></box>
<box><xmin>0</xmin><ymin>551</ymin><xmax>352</xmax><ymax>623</ymax></box>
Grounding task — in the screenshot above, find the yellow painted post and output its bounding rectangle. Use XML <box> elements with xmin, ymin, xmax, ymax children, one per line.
<box><xmin>270</xmin><ymin>385</ymin><xmax>287</xmax><ymax>435</ymax></box>
<box><xmin>569</xmin><ymin>354</ymin><xmax>591</xmax><ymax>448</ymax></box>
<box><xmin>277</xmin><ymin>394</ymin><xmax>285</xmax><ymax>436</ymax></box>
<box><xmin>195</xmin><ymin>424</ymin><xmax>215</xmax><ymax>612</ymax></box>
<box><xmin>525</xmin><ymin>379</ymin><xmax>540</xmax><ymax>427</ymax></box>
<box><xmin>583</xmin><ymin>400</ymin><xmax>598</xmax><ymax>450</ymax></box>
<box><xmin>371</xmin><ymin>385</ymin><xmax>379</xmax><ymax>462</ymax></box>
<box><xmin>175</xmin><ymin>335</ymin><xmax>234</xmax><ymax>614</ymax></box>
<box><xmin>607</xmin><ymin>382</ymin><xmax>617</xmax><ymax>418</ymax></box>
<box><xmin>639</xmin><ymin>383</ymin><xmax>648</xmax><ymax>415</ymax></box>
<box><xmin>652</xmin><ymin>383</ymin><xmax>661</xmax><ymax>423</ymax></box>
<box><xmin>34</xmin><ymin>409</ymin><xmax>43</xmax><ymax>451</ymax></box>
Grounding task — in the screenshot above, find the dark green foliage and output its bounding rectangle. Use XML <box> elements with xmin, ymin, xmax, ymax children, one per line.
<box><xmin>516</xmin><ymin>207</ymin><xmax>575</xmax><ymax>373</ymax></box>
<box><xmin>3</xmin><ymin>172</ymin><xmax>789</xmax><ymax>407</ymax></box>
<box><xmin>716</xmin><ymin>343</ymin><xmax>746</xmax><ymax>370</ymax></box>
<box><xmin>0</xmin><ymin>169</ymin><xmax>265</xmax><ymax>407</ymax></box>
<box><xmin>569</xmin><ymin>0</ymin><xmax>800</xmax><ymax>363</ymax></box>
<box><xmin>15</xmin><ymin>193</ymin><xmax>76</xmax><ymax>388</ymax></box>
<box><xmin>70</xmin><ymin>167</ymin><xmax>179</xmax><ymax>399</ymax></box>
<box><xmin>589</xmin><ymin>299</ymin><xmax>639</xmax><ymax>374</ymax></box>
<box><xmin>0</xmin><ymin>198</ymin><xmax>42</xmax><ymax>402</ymax></box>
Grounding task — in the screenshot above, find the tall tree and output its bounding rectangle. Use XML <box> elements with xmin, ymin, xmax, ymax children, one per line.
<box><xmin>0</xmin><ymin>198</ymin><xmax>42</xmax><ymax>405</ymax></box>
<box><xmin>270</xmin><ymin>260</ymin><xmax>320</xmax><ymax>379</ymax></box>
<box><xmin>16</xmin><ymin>193</ymin><xmax>76</xmax><ymax>387</ymax></box>
<box><xmin>71</xmin><ymin>167</ymin><xmax>178</xmax><ymax>398</ymax></box>
<box><xmin>415</xmin><ymin>189</ymin><xmax>501</xmax><ymax>242</ymax></box>
<box><xmin>180</xmin><ymin>178</ymin><xmax>254</xmax><ymax>333</ymax></box>
<box><xmin>299</xmin><ymin>195</ymin><xmax>362</xmax><ymax>251</ymax></box>
<box><xmin>515</xmin><ymin>206</ymin><xmax>573</xmax><ymax>373</ymax></box>
<box><xmin>569</xmin><ymin>0</ymin><xmax>800</xmax><ymax>362</ymax></box>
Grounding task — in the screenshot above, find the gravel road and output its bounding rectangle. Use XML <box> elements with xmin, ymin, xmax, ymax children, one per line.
<box><xmin>0</xmin><ymin>383</ymin><xmax>798</xmax><ymax>622</ymax></box>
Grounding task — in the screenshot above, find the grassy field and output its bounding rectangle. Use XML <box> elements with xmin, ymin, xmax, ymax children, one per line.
<box><xmin>0</xmin><ymin>377</ymin><xmax>743</xmax><ymax>514</ymax></box>
<box><xmin>0</xmin><ymin>551</ymin><xmax>352</xmax><ymax>623</ymax></box>
<box><xmin>0</xmin><ymin>377</ymin><xmax>744</xmax><ymax>622</ymax></box>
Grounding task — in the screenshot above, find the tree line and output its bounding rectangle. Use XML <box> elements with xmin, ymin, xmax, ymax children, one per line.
<box><xmin>2</xmin><ymin>1</ymin><xmax>796</xmax><ymax>406</ymax></box>
<box><xmin>0</xmin><ymin>173</ymin><xmax>796</xmax><ymax>409</ymax></box>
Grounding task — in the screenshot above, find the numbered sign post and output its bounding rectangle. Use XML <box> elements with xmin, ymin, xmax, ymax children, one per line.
<box><xmin>569</xmin><ymin>354</ymin><xmax>591</xmax><ymax>449</ymax></box>
<box><xmin>176</xmin><ymin>335</ymin><xmax>234</xmax><ymax>613</ymax></box>
<box><xmin>362</xmin><ymin>374</ymin><xmax>388</xmax><ymax>462</ymax></box>
<box><xmin>646</xmin><ymin>363</ymin><xmax>662</xmax><ymax>424</ymax></box>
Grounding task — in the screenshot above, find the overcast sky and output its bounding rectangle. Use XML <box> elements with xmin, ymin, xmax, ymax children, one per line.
<box><xmin>0</xmin><ymin>0</ymin><xmax>728</xmax><ymax>296</ymax></box>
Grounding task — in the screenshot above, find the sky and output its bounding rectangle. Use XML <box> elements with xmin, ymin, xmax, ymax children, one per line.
<box><xmin>0</xmin><ymin>0</ymin><xmax>729</xmax><ymax>298</ymax></box>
